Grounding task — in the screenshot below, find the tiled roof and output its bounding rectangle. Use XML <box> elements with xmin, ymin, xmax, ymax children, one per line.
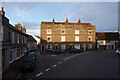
<box><xmin>96</xmin><ymin>32</ymin><xmax>119</xmax><ymax>40</ymax></box>
<box><xmin>28</xmin><ymin>35</ymin><xmax>37</xmax><ymax>42</ymax></box>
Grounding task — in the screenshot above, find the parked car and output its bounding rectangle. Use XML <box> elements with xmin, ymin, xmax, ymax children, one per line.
<box><xmin>22</xmin><ymin>57</ymin><xmax>35</xmax><ymax>72</ymax></box>
<box><xmin>52</xmin><ymin>49</ymin><xmax>65</xmax><ymax>54</ymax></box>
<box><xmin>27</xmin><ymin>52</ymin><xmax>36</xmax><ymax>60</ymax></box>
<box><xmin>116</xmin><ymin>49</ymin><xmax>120</xmax><ymax>55</ymax></box>
<box><xmin>69</xmin><ymin>48</ymin><xmax>82</xmax><ymax>53</ymax></box>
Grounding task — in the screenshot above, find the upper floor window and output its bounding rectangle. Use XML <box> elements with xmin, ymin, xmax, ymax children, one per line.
<box><xmin>17</xmin><ymin>34</ymin><xmax>19</xmax><ymax>43</ymax></box>
<box><xmin>61</xmin><ymin>29</ymin><xmax>65</xmax><ymax>34</ymax></box>
<box><xmin>0</xmin><ymin>25</ymin><xmax>3</xmax><ymax>41</ymax></box>
<box><xmin>12</xmin><ymin>32</ymin><xmax>14</xmax><ymax>43</ymax></box>
<box><xmin>22</xmin><ymin>36</ymin><xmax>23</xmax><ymax>43</ymax></box>
<box><xmin>47</xmin><ymin>29</ymin><xmax>51</xmax><ymax>34</ymax></box>
<box><xmin>61</xmin><ymin>36</ymin><xmax>65</xmax><ymax>41</ymax></box>
<box><xmin>88</xmin><ymin>30</ymin><xmax>92</xmax><ymax>35</ymax></box>
<box><xmin>75</xmin><ymin>30</ymin><xmax>79</xmax><ymax>34</ymax></box>
<box><xmin>24</xmin><ymin>37</ymin><xmax>27</xmax><ymax>43</ymax></box>
<box><xmin>75</xmin><ymin>36</ymin><xmax>79</xmax><ymax>41</ymax></box>
<box><xmin>47</xmin><ymin>36</ymin><xmax>51</xmax><ymax>42</ymax></box>
<box><xmin>88</xmin><ymin>36</ymin><xmax>92</xmax><ymax>41</ymax></box>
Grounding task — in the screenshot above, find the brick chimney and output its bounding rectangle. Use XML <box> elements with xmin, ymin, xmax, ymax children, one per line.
<box><xmin>78</xmin><ymin>19</ymin><xmax>81</xmax><ymax>24</ymax></box>
<box><xmin>0</xmin><ymin>7</ymin><xmax>5</xmax><ymax>16</ymax></box>
<box><xmin>18</xmin><ymin>24</ymin><xmax>22</xmax><ymax>31</ymax></box>
<box><xmin>66</xmin><ymin>18</ymin><xmax>68</xmax><ymax>23</ymax></box>
<box><xmin>53</xmin><ymin>18</ymin><xmax>55</xmax><ymax>22</ymax></box>
<box><xmin>23</xmin><ymin>27</ymin><xmax>26</xmax><ymax>33</ymax></box>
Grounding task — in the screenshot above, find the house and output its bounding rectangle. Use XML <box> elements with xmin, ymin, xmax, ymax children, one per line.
<box><xmin>40</xmin><ymin>18</ymin><xmax>96</xmax><ymax>52</ymax></box>
<box><xmin>0</xmin><ymin>7</ymin><xmax>28</xmax><ymax>74</ymax></box>
<box><xmin>27</xmin><ymin>35</ymin><xmax>37</xmax><ymax>51</ymax></box>
<box><xmin>96</xmin><ymin>32</ymin><xmax>119</xmax><ymax>50</ymax></box>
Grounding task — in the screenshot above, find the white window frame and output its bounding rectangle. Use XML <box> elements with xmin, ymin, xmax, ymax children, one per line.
<box><xmin>88</xmin><ymin>36</ymin><xmax>92</xmax><ymax>41</ymax></box>
<box><xmin>47</xmin><ymin>44</ymin><xmax>52</xmax><ymax>50</ymax></box>
<box><xmin>61</xmin><ymin>29</ymin><xmax>65</xmax><ymax>34</ymax></box>
<box><xmin>61</xmin><ymin>36</ymin><xmax>65</xmax><ymax>42</ymax></box>
<box><xmin>88</xmin><ymin>30</ymin><xmax>92</xmax><ymax>35</ymax></box>
<box><xmin>61</xmin><ymin>44</ymin><xmax>65</xmax><ymax>49</ymax></box>
<box><xmin>47</xmin><ymin>36</ymin><xmax>51</xmax><ymax>42</ymax></box>
<box><xmin>47</xmin><ymin>29</ymin><xmax>51</xmax><ymax>34</ymax></box>
<box><xmin>75</xmin><ymin>30</ymin><xmax>79</xmax><ymax>34</ymax></box>
<box><xmin>12</xmin><ymin>32</ymin><xmax>14</xmax><ymax>43</ymax></box>
<box><xmin>17</xmin><ymin>34</ymin><xmax>19</xmax><ymax>43</ymax></box>
<box><xmin>75</xmin><ymin>36</ymin><xmax>79</xmax><ymax>41</ymax></box>
<box><xmin>88</xmin><ymin>44</ymin><xmax>92</xmax><ymax>49</ymax></box>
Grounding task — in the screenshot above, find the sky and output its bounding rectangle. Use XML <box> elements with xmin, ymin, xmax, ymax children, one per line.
<box><xmin>1</xmin><ymin>2</ymin><xmax>119</xmax><ymax>36</ymax></box>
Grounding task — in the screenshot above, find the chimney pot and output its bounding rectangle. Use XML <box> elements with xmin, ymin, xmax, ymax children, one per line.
<box><xmin>1</xmin><ymin>7</ymin><xmax>3</xmax><ymax>11</ymax></box>
<box><xmin>66</xmin><ymin>18</ymin><xmax>68</xmax><ymax>23</ymax></box>
<box><xmin>53</xmin><ymin>18</ymin><xmax>55</xmax><ymax>22</ymax></box>
<box><xmin>78</xmin><ymin>19</ymin><xmax>81</xmax><ymax>24</ymax></box>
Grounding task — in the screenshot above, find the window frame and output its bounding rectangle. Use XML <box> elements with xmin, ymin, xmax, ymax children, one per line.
<box><xmin>61</xmin><ymin>36</ymin><xmax>65</xmax><ymax>42</ymax></box>
<box><xmin>75</xmin><ymin>36</ymin><xmax>79</xmax><ymax>41</ymax></box>
<box><xmin>47</xmin><ymin>29</ymin><xmax>51</xmax><ymax>34</ymax></box>
<box><xmin>75</xmin><ymin>30</ymin><xmax>79</xmax><ymax>34</ymax></box>
<box><xmin>61</xmin><ymin>29</ymin><xmax>65</xmax><ymax>34</ymax></box>
<box><xmin>47</xmin><ymin>36</ymin><xmax>51</xmax><ymax>42</ymax></box>
<box><xmin>88</xmin><ymin>36</ymin><xmax>92</xmax><ymax>41</ymax></box>
<box><xmin>88</xmin><ymin>30</ymin><xmax>92</xmax><ymax>35</ymax></box>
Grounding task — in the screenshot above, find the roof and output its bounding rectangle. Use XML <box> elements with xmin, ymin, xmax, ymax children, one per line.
<box><xmin>96</xmin><ymin>32</ymin><xmax>119</xmax><ymax>40</ymax></box>
<box><xmin>27</xmin><ymin>35</ymin><xmax>37</xmax><ymax>42</ymax></box>
<box><xmin>41</xmin><ymin>22</ymin><xmax>92</xmax><ymax>26</ymax></box>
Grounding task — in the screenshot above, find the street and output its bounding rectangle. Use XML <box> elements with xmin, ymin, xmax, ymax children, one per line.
<box><xmin>18</xmin><ymin>50</ymin><xmax>119</xmax><ymax>79</ymax></box>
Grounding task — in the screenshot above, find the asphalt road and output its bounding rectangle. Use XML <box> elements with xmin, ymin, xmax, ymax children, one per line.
<box><xmin>18</xmin><ymin>50</ymin><xmax>119</xmax><ymax>79</ymax></box>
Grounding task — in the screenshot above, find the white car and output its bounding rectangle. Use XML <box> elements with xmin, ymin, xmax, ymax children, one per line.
<box><xmin>116</xmin><ymin>49</ymin><xmax>120</xmax><ymax>55</ymax></box>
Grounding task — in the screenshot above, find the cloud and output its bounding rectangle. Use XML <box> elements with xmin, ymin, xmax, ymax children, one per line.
<box><xmin>27</xmin><ymin>29</ymin><xmax>40</xmax><ymax>36</ymax></box>
<box><xmin>22</xmin><ymin>21</ymin><xmax>40</xmax><ymax>29</ymax></box>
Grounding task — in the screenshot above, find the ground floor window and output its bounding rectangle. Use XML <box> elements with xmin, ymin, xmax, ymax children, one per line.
<box><xmin>61</xmin><ymin>44</ymin><xmax>65</xmax><ymax>49</ymax></box>
<box><xmin>69</xmin><ymin>44</ymin><xmax>73</xmax><ymax>48</ymax></box>
<box><xmin>9</xmin><ymin>50</ymin><xmax>13</xmax><ymax>62</ymax></box>
<box><xmin>88</xmin><ymin>44</ymin><xmax>92</xmax><ymax>49</ymax></box>
<box><xmin>74</xmin><ymin>44</ymin><xmax>80</xmax><ymax>49</ymax></box>
<box><xmin>55</xmin><ymin>44</ymin><xmax>58</xmax><ymax>49</ymax></box>
<box><xmin>47</xmin><ymin>44</ymin><xmax>52</xmax><ymax>50</ymax></box>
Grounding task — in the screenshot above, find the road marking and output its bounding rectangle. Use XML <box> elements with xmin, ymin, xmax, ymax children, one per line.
<box><xmin>46</xmin><ymin>68</ymin><xmax>51</xmax><ymax>72</ymax></box>
<box><xmin>58</xmin><ymin>62</ymin><xmax>62</xmax><ymax>64</ymax></box>
<box><xmin>64</xmin><ymin>59</ymin><xmax>66</xmax><ymax>61</ymax></box>
<box><xmin>65</xmin><ymin>58</ymin><xmax>68</xmax><ymax>59</ymax></box>
<box><xmin>36</xmin><ymin>72</ymin><xmax>43</xmax><ymax>77</ymax></box>
<box><xmin>53</xmin><ymin>64</ymin><xmax>57</xmax><ymax>67</ymax></box>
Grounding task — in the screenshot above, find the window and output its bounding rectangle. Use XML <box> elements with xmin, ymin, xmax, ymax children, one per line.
<box><xmin>9</xmin><ymin>50</ymin><xmax>13</xmax><ymax>62</ymax></box>
<box><xmin>22</xmin><ymin>36</ymin><xmax>23</xmax><ymax>43</ymax></box>
<box><xmin>75</xmin><ymin>30</ymin><xmax>79</xmax><ymax>34</ymax></box>
<box><xmin>55</xmin><ymin>44</ymin><xmax>58</xmax><ymax>49</ymax></box>
<box><xmin>24</xmin><ymin>37</ymin><xmax>27</xmax><ymax>43</ymax></box>
<box><xmin>0</xmin><ymin>25</ymin><xmax>3</xmax><ymax>41</ymax></box>
<box><xmin>47</xmin><ymin>44</ymin><xmax>52</xmax><ymax>50</ymax></box>
<box><xmin>47</xmin><ymin>36</ymin><xmax>51</xmax><ymax>42</ymax></box>
<box><xmin>61</xmin><ymin>36</ymin><xmax>65</xmax><ymax>41</ymax></box>
<box><xmin>47</xmin><ymin>29</ymin><xmax>51</xmax><ymax>34</ymax></box>
<box><xmin>61</xmin><ymin>29</ymin><xmax>65</xmax><ymax>34</ymax></box>
<box><xmin>69</xmin><ymin>44</ymin><xmax>73</xmax><ymax>48</ymax></box>
<box><xmin>88</xmin><ymin>44</ymin><xmax>92</xmax><ymax>49</ymax></box>
<box><xmin>12</xmin><ymin>32</ymin><xmax>14</xmax><ymax>43</ymax></box>
<box><xmin>61</xmin><ymin>44</ymin><xmax>65</xmax><ymax>49</ymax></box>
<box><xmin>75</xmin><ymin>36</ymin><xmax>79</xmax><ymax>41</ymax></box>
<box><xmin>17</xmin><ymin>34</ymin><xmax>19</xmax><ymax>43</ymax></box>
<box><xmin>88</xmin><ymin>30</ymin><xmax>92</xmax><ymax>35</ymax></box>
<box><xmin>88</xmin><ymin>36</ymin><xmax>92</xmax><ymax>41</ymax></box>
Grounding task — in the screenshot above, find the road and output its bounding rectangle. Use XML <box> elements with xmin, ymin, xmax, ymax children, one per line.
<box><xmin>18</xmin><ymin>50</ymin><xmax>119</xmax><ymax>79</ymax></box>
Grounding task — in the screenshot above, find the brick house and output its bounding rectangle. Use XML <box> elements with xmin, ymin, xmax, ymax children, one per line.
<box><xmin>96</xmin><ymin>32</ymin><xmax>119</xmax><ymax>50</ymax></box>
<box><xmin>40</xmin><ymin>18</ymin><xmax>96</xmax><ymax>52</ymax></box>
<box><xmin>0</xmin><ymin>7</ymin><xmax>28</xmax><ymax>74</ymax></box>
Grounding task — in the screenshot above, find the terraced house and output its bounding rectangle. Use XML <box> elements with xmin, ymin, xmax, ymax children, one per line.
<box><xmin>40</xmin><ymin>18</ymin><xmax>96</xmax><ymax>52</ymax></box>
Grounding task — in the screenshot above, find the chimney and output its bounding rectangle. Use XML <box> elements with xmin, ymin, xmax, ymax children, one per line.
<box><xmin>66</xmin><ymin>18</ymin><xmax>68</xmax><ymax>23</ymax></box>
<box><xmin>0</xmin><ymin>7</ymin><xmax>5</xmax><ymax>16</ymax></box>
<box><xmin>53</xmin><ymin>18</ymin><xmax>55</xmax><ymax>22</ymax></box>
<box><xmin>18</xmin><ymin>24</ymin><xmax>22</xmax><ymax>31</ymax></box>
<box><xmin>78</xmin><ymin>19</ymin><xmax>81</xmax><ymax>24</ymax></box>
<box><xmin>23</xmin><ymin>27</ymin><xmax>26</xmax><ymax>33</ymax></box>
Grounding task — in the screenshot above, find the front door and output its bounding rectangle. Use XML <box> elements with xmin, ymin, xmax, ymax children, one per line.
<box><xmin>41</xmin><ymin>45</ymin><xmax>45</xmax><ymax>52</ymax></box>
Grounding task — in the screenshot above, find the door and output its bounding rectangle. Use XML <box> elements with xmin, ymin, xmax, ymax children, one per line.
<box><xmin>83</xmin><ymin>44</ymin><xmax>86</xmax><ymax>50</ymax></box>
<box><xmin>41</xmin><ymin>45</ymin><xmax>45</xmax><ymax>52</ymax></box>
